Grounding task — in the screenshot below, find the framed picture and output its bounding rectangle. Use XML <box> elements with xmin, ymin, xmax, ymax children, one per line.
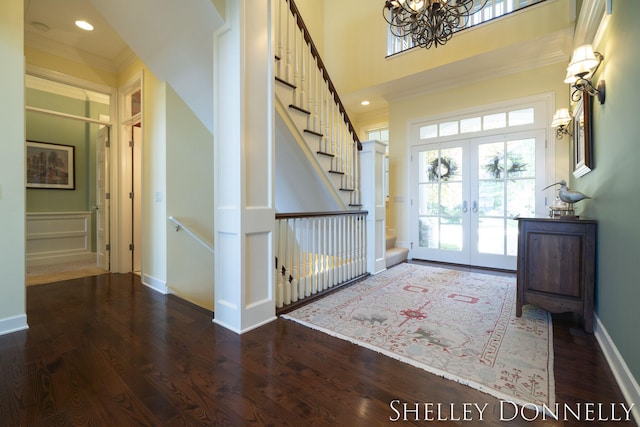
<box><xmin>573</xmin><ymin>94</ymin><xmax>593</xmax><ymax>178</ymax></box>
<box><xmin>26</xmin><ymin>141</ymin><xmax>75</xmax><ymax>190</ymax></box>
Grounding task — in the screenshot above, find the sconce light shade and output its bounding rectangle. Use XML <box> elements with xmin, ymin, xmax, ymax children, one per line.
<box><xmin>565</xmin><ymin>44</ymin><xmax>605</xmax><ymax>104</ymax></box>
<box><xmin>567</xmin><ymin>44</ymin><xmax>600</xmax><ymax>77</ymax></box>
<box><xmin>551</xmin><ymin>108</ymin><xmax>572</xmax><ymax>128</ymax></box>
<box><xmin>551</xmin><ymin>108</ymin><xmax>573</xmax><ymax>140</ymax></box>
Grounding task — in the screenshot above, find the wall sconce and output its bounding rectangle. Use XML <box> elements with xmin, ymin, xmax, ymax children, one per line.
<box><xmin>551</xmin><ymin>108</ymin><xmax>573</xmax><ymax>139</ymax></box>
<box><xmin>564</xmin><ymin>44</ymin><xmax>606</xmax><ymax>104</ymax></box>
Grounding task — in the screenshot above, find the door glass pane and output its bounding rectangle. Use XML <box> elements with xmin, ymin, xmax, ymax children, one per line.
<box><xmin>419</xmin><ymin>150</ymin><xmax>438</xmax><ymax>182</ymax></box>
<box><xmin>441</xmin><ymin>221</ymin><xmax>463</xmax><ymax>251</ymax></box>
<box><xmin>478</xmin><ymin>180</ymin><xmax>504</xmax><ymax>216</ymax></box>
<box><xmin>441</xmin><ymin>182</ymin><xmax>462</xmax><ymax>217</ymax></box>
<box><xmin>418</xmin><ymin>184</ymin><xmax>439</xmax><ymax>216</ymax></box>
<box><xmin>507</xmin><ymin>179</ymin><xmax>536</xmax><ymax>217</ymax></box>
<box><xmin>507</xmin><ymin>138</ymin><xmax>535</xmax><ymax>178</ymax></box>
<box><xmin>478</xmin><ymin>142</ymin><xmax>505</xmax><ymax>179</ymax></box>
<box><xmin>419</xmin><ymin>217</ymin><xmax>438</xmax><ymax>248</ymax></box>
<box><xmin>478</xmin><ymin>218</ymin><xmax>504</xmax><ymax>255</ymax></box>
<box><xmin>439</xmin><ymin>147</ymin><xmax>463</xmax><ymax>182</ymax></box>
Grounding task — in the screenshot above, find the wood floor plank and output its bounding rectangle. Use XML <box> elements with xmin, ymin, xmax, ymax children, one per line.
<box><xmin>0</xmin><ymin>272</ymin><xmax>635</xmax><ymax>426</ymax></box>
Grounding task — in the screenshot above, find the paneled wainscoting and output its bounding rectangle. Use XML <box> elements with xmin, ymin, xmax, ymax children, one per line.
<box><xmin>26</xmin><ymin>211</ymin><xmax>94</xmax><ymax>267</ymax></box>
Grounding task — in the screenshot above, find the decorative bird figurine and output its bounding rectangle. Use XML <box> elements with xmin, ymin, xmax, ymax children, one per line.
<box><xmin>543</xmin><ymin>180</ymin><xmax>591</xmax><ymax>204</ymax></box>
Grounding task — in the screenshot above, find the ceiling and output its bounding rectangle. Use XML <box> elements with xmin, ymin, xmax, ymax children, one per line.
<box><xmin>24</xmin><ymin>0</ymin><xmax>133</xmax><ymax>72</ymax></box>
<box><xmin>23</xmin><ymin>1</ymin><xmax>572</xmax><ymax>127</ymax></box>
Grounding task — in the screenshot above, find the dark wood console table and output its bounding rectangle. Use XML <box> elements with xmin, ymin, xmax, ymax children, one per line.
<box><xmin>515</xmin><ymin>217</ymin><xmax>597</xmax><ymax>333</ymax></box>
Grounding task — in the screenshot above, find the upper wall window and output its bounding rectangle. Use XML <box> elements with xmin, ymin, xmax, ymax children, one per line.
<box><xmin>418</xmin><ymin>106</ymin><xmax>535</xmax><ymax>140</ymax></box>
<box><xmin>387</xmin><ymin>0</ymin><xmax>547</xmax><ymax>56</ymax></box>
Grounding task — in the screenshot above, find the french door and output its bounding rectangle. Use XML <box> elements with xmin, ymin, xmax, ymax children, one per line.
<box><xmin>411</xmin><ymin>130</ymin><xmax>545</xmax><ymax>270</ymax></box>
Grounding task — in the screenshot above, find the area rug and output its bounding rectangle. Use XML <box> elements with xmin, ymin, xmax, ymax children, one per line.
<box><xmin>282</xmin><ymin>263</ymin><xmax>554</xmax><ymax>407</ymax></box>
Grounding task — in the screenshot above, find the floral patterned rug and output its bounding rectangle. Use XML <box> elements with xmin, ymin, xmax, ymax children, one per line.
<box><xmin>282</xmin><ymin>263</ymin><xmax>554</xmax><ymax>407</ymax></box>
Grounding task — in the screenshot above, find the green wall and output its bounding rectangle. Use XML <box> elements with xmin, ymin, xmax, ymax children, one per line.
<box><xmin>26</xmin><ymin>88</ymin><xmax>110</xmax><ymax>251</ymax></box>
<box><xmin>574</xmin><ymin>1</ymin><xmax>640</xmax><ymax>383</ymax></box>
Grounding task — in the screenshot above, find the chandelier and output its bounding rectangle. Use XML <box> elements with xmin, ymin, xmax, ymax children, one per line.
<box><xmin>383</xmin><ymin>0</ymin><xmax>486</xmax><ymax>49</ymax></box>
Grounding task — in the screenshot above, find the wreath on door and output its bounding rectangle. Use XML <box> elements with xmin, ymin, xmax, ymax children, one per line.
<box><xmin>428</xmin><ymin>156</ymin><xmax>458</xmax><ymax>181</ymax></box>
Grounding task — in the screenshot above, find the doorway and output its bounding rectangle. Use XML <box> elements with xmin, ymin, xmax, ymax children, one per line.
<box><xmin>119</xmin><ymin>81</ymin><xmax>143</xmax><ymax>275</ymax></box>
<box><xmin>25</xmin><ymin>73</ymin><xmax>114</xmax><ymax>284</ymax></box>
<box><xmin>409</xmin><ymin>99</ymin><xmax>550</xmax><ymax>271</ymax></box>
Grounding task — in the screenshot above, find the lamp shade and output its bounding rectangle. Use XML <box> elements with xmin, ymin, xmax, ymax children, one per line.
<box><xmin>567</xmin><ymin>44</ymin><xmax>599</xmax><ymax>77</ymax></box>
<box><xmin>551</xmin><ymin>108</ymin><xmax>572</xmax><ymax>128</ymax></box>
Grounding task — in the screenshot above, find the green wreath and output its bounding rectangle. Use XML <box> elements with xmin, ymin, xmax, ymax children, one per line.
<box><xmin>428</xmin><ymin>156</ymin><xmax>457</xmax><ymax>181</ymax></box>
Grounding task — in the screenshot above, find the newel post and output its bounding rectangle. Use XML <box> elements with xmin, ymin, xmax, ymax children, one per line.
<box><xmin>360</xmin><ymin>140</ymin><xmax>386</xmax><ymax>274</ymax></box>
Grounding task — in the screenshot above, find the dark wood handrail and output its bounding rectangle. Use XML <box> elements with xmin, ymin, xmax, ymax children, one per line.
<box><xmin>287</xmin><ymin>0</ymin><xmax>362</xmax><ymax>151</ymax></box>
<box><xmin>276</xmin><ymin>210</ymin><xmax>368</xmax><ymax>220</ymax></box>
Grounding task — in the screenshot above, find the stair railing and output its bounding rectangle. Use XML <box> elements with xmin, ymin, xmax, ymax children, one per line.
<box><xmin>275</xmin><ymin>211</ymin><xmax>368</xmax><ymax>311</ymax></box>
<box><xmin>168</xmin><ymin>216</ymin><xmax>214</xmax><ymax>253</ymax></box>
<box><xmin>275</xmin><ymin>0</ymin><xmax>361</xmax><ymax>207</ymax></box>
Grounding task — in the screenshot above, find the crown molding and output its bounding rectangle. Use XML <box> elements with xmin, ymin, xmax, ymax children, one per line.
<box><xmin>573</xmin><ymin>0</ymin><xmax>608</xmax><ymax>47</ymax></box>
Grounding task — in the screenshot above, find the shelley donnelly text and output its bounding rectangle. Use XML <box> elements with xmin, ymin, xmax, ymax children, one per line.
<box><xmin>389</xmin><ymin>400</ymin><xmax>635</xmax><ymax>422</ymax></box>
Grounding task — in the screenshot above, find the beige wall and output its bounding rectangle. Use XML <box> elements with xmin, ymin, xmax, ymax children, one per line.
<box><xmin>166</xmin><ymin>84</ymin><xmax>215</xmax><ymax>310</ymax></box>
<box><xmin>26</xmin><ymin>46</ymin><xmax>118</xmax><ymax>88</ymax></box>
<box><xmin>294</xmin><ymin>0</ymin><xmax>325</xmax><ymax>57</ymax></box>
<box><xmin>322</xmin><ymin>0</ymin><xmax>573</xmax><ymax>96</ymax></box>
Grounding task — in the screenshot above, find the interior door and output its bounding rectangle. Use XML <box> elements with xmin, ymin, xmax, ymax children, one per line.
<box><xmin>96</xmin><ymin>126</ymin><xmax>110</xmax><ymax>270</ymax></box>
<box><xmin>132</xmin><ymin>123</ymin><xmax>142</xmax><ymax>273</ymax></box>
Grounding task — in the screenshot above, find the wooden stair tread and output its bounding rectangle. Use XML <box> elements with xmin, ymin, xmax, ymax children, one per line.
<box><xmin>304</xmin><ymin>129</ymin><xmax>323</xmax><ymax>137</ymax></box>
<box><xmin>275</xmin><ymin>76</ymin><xmax>296</xmax><ymax>90</ymax></box>
<box><xmin>289</xmin><ymin>104</ymin><xmax>310</xmax><ymax>115</ymax></box>
<box><xmin>317</xmin><ymin>151</ymin><xmax>335</xmax><ymax>158</ymax></box>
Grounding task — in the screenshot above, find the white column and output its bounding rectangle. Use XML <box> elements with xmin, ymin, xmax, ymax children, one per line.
<box><xmin>360</xmin><ymin>140</ymin><xmax>386</xmax><ymax>274</ymax></box>
<box><xmin>213</xmin><ymin>0</ymin><xmax>276</xmax><ymax>333</ymax></box>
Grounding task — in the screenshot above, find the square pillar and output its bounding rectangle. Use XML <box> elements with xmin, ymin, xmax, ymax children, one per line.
<box><xmin>213</xmin><ymin>0</ymin><xmax>276</xmax><ymax>333</ymax></box>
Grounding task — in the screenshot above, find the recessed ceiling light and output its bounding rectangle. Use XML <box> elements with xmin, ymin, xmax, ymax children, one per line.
<box><xmin>75</xmin><ymin>20</ymin><xmax>94</xmax><ymax>31</ymax></box>
<box><xmin>360</xmin><ymin>100</ymin><xmax>370</xmax><ymax>106</ymax></box>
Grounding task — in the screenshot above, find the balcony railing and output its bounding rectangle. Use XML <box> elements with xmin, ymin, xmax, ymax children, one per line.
<box><xmin>387</xmin><ymin>0</ymin><xmax>548</xmax><ymax>56</ymax></box>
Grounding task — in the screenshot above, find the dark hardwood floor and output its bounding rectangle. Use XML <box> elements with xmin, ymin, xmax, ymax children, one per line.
<box><xmin>0</xmin><ymin>272</ymin><xmax>635</xmax><ymax>426</ymax></box>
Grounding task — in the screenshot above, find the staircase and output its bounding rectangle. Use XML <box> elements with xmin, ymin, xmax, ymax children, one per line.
<box><xmin>274</xmin><ymin>0</ymin><xmax>362</xmax><ymax>211</ymax></box>
<box><xmin>386</xmin><ymin>230</ymin><xmax>409</xmax><ymax>268</ymax></box>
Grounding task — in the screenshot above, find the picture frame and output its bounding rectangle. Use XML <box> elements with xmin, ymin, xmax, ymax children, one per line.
<box><xmin>572</xmin><ymin>94</ymin><xmax>593</xmax><ymax>178</ymax></box>
<box><xmin>26</xmin><ymin>141</ymin><xmax>75</xmax><ymax>190</ymax></box>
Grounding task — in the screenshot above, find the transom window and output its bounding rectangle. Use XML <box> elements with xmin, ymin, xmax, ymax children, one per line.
<box><xmin>419</xmin><ymin>108</ymin><xmax>534</xmax><ymax>140</ymax></box>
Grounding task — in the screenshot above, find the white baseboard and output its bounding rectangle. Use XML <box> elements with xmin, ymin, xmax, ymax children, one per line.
<box><xmin>0</xmin><ymin>314</ymin><xmax>28</xmax><ymax>336</ymax></box>
<box><xmin>142</xmin><ymin>274</ymin><xmax>168</xmax><ymax>294</ymax></box>
<box><xmin>594</xmin><ymin>314</ymin><xmax>640</xmax><ymax>424</ymax></box>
